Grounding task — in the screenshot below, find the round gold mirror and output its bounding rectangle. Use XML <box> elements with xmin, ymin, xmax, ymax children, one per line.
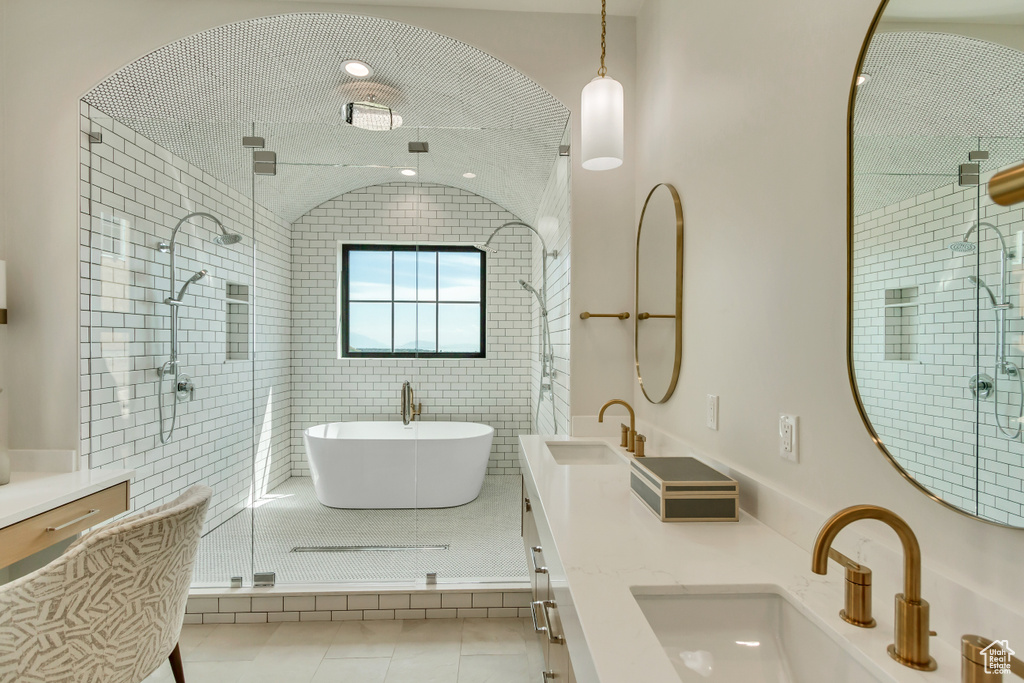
<box><xmin>849</xmin><ymin>0</ymin><xmax>1024</xmax><ymax>527</ymax></box>
<box><xmin>635</xmin><ymin>183</ymin><xmax>683</xmax><ymax>404</ymax></box>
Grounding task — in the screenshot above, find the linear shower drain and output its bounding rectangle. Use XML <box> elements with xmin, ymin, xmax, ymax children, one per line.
<box><xmin>290</xmin><ymin>544</ymin><xmax>449</xmax><ymax>553</ymax></box>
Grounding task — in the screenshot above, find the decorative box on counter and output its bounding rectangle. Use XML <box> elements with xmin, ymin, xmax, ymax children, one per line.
<box><xmin>630</xmin><ymin>457</ymin><xmax>739</xmax><ymax>522</ymax></box>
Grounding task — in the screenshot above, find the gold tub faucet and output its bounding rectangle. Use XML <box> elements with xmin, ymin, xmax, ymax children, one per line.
<box><xmin>598</xmin><ymin>399</ymin><xmax>635</xmax><ymax>453</ymax></box>
<box><xmin>811</xmin><ymin>505</ymin><xmax>937</xmax><ymax>671</ymax></box>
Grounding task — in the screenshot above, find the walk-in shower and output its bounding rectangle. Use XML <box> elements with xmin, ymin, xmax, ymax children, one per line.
<box><xmin>476</xmin><ymin>221</ymin><xmax>559</xmax><ymax>432</ymax></box>
<box><xmin>952</xmin><ymin>223</ymin><xmax>1024</xmax><ymax>439</ymax></box>
<box><xmin>157</xmin><ymin>211</ymin><xmax>243</xmax><ymax>443</ymax></box>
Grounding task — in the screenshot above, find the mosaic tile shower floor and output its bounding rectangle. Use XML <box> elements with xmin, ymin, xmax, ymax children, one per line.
<box><xmin>194</xmin><ymin>475</ymin><xmax>528</xmax><ymax>585</ymax></box>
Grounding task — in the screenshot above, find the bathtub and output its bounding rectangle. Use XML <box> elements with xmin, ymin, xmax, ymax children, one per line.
<box><xmin>303</xmin><ymin>421</ymin><xmax>495</xmax><ymax>509</ymax></box>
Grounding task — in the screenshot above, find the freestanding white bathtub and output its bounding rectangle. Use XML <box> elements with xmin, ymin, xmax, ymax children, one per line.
<box><xmin>303</xmin><ymin>421</ymin><xmax>495</xmax><ymax>509</ymax></box>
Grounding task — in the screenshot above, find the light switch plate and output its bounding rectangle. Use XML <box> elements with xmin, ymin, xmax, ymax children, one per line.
<box><xmin>779</xmin><ymin>414</ymin><xmax>798</xmax><ymax>462</ymax></box>
<box><xmin>706</xmin><ymin>395</ymin><xmax>719</xmax><ymax>430</ymax></box>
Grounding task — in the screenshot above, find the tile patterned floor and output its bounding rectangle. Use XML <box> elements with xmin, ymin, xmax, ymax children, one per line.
<box><xmin>143</xmin><ymin>618</ymin><xmax>542</xmax><ymax>683</ymax></box>
<box><xmin>194</xmin><ymin>475</ymin><xmax>527</xmax><ymax>585</ymax></box>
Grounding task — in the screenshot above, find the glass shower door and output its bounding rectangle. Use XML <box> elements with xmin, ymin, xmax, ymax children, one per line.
<box><xmin>974</xmin><ymin>137</ymin><xmax>1024</xmax><ymax>526</ymax></box>
<box><xmin>250</xmin><ymin>129</ymin><xmax>427</xmax><ymax>585</ymax></box>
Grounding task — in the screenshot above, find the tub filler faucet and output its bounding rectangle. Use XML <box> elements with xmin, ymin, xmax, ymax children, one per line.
<box><xmin>401</xmin><ymin>381</ymin><xmax>421</xmax><ymax>426</ymax></box>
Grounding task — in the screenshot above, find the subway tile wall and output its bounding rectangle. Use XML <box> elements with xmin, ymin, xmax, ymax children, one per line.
<box><xmin>531</xmin><ymin>153</ymin><xmax>571</xmax><ymax>436</ymax></box>
<box><xmin>852</xmin><ymin>173</ymin><xmax>1024</xmax><ymax>526</ymax></box>
<box><xmin>289</xmin><ymin>183</ymin><xmax>534</xmax><ymax>476</ymax></box>
<box><xmin>79</xmin><ymin>103</ymin><xmax>292</xmax><ymax>532</ymax></box>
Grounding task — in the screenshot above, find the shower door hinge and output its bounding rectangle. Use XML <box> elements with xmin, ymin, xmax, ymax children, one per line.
<box><xmin>253</xmin><ymin>150</ymin><xmax>277</xmax><ymax>176</ymax></box>
<box><xmin>959</xmin><ymin>163</ymin><xmax>980</xmax><ymax>186</ymax></box>
<box><xmin>253</xmin><ymin>571</ymin><xmax>276</xmax><ymax>587</ymax></box>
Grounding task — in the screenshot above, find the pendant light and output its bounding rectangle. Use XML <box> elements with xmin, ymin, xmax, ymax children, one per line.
<box><xmin>581</xmin><ymin>0</ymin><xmax>623</xmax><ymax>171</ymax></box>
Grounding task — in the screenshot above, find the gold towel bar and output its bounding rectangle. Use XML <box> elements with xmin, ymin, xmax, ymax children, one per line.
<box><xmin>580</xmin><ymin>312</ymin><xmax>629</xmax><ymax>320</ymax></box>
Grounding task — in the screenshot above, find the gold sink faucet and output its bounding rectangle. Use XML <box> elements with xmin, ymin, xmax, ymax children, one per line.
<box><xmin>598</xmin><ymin>399</ymin><xmax>635</xmax><ymax>453</ymax></box>
<box><xmin>811</xmin><ymin>505</ymin><xmax>937</xmax><ymax>671</ymax></box>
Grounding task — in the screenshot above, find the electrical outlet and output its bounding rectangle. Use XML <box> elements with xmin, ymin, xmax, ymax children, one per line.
<box><xmin>779</xmin><ymin>414</ymin><xmax>798</xmax><ymax>462</ymax></box>
<box><xmin>706</xmin><ymin>394</ymin><xmax>719</xmax><ymax>430</ymax></box>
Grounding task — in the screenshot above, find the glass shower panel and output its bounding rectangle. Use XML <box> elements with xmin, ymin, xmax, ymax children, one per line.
<box><xmin>975</xmin><ymin>136</ymin><xmax>1024</xmax><ymax>526</ymax></box>
<box><xmin>80</xmin><ymin>108</ymin><xmax>257</xmax><ymax>587</ymax></box>
<box><xmin>251</xmin><ymin>128</ymin><xmax>425</xmax><ymax>584</ymax></box>
<box><xmin>851</xmin><ymin>135</ymin><xmax>982</xmax><ymax>514</ymax></box>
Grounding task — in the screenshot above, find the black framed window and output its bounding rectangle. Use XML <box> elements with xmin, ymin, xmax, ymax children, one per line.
<box><xmin>341</xmin><ymin>244</ymin><xmax>486</xmax><ymax>358</ymax></box>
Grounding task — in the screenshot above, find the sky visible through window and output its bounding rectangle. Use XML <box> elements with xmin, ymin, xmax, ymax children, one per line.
<box><xmin>344</xmin><ymin>246</ymin><xmax>483</xmax><ymax>356</ymax></box>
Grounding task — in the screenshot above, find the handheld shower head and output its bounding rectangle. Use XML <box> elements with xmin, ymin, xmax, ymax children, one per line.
<box><xmin>518</xmin><ymin>279</ymin><xmax>536</xmax><ymax>295</ymax></box>
<box><xmin>969</xmin><ymin>275</ymin><xmax>998</xmax><ymax>307</ymax></box>
<box><xmin>174</xmin><ymin>269</ymin><xmax>208</xmax><ymax>302</ymax></box>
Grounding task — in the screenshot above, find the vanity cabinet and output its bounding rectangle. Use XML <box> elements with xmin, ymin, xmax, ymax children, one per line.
<box><xmin>522</xmin><ymin>477</ymin><xmax>575</xmax><ymax>682</ymax></box>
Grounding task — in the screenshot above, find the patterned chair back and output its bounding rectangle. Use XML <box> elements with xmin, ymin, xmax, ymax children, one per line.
<box><xmin>0</xmin><ymin>484</ymin><xmax>212</xmax><ymax>683</ymax></box>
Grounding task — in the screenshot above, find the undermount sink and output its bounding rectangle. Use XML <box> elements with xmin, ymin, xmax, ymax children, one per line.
<box><xmin>545</xmin><ymin>441</ymin><xmax>622</xmax><ymax>465</ymax></box>
<box><xmin>631</xmin><ymin>588</ymin><xmax>885</xmax><ymax>683</ymax></box>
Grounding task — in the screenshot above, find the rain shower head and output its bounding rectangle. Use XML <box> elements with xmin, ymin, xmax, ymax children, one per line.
<box><xmin>949</xmin><ymin>240</ymin><xmax>977</xmax><ymax>253</ymax></box>
<box><xmin>214</xmin><ymin>232</ymin><xmax>243</xmax><ymax>246</ymax></box>
<box><xmin>474</xmin><ymin>243</ymin><xmax>499</xmax><ymax>254</ymax></box>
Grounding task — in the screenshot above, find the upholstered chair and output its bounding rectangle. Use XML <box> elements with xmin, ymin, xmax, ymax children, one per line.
<box><xmin>0</xmin><ymin>484</ymin><xmax>212</xmax><ymax>683</ymax></box>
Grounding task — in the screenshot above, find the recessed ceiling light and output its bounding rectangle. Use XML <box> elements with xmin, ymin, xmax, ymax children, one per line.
<box><xmin>463</xmin><ymin>172</ymin><xmax>476</xmax><ymax>178</ymax></box>
<box><xmin>401</xmin><ymin>169</ymin><xmax>417</xmax><ymax>176</ymax></box>
<box><xmin>342</xmin><ymin>60</ymin><xmax>373</xmax><ymax>78</ymax></box>
<box><xmin>856</xmin><ymin>73</ymin><xmax>872</xmax><ymax>86</ymax></box>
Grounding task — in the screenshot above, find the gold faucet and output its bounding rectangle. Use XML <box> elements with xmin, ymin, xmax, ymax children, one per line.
<box><xmin>961</xmin><ymin>635</ymin><xmax>1024</xmax><ymax>682</ymax></box>
<box><xmin>598</xmin><ymin>399</ymin><xmax>635</xmax><ymax>453</ymax></box>
<box><xmin>811</xmin><ymin>505</ymin><xmax>936</xmax><ymax>671</ymax></box>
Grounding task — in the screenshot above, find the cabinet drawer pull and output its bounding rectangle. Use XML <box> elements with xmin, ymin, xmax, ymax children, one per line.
<box><xmin>539</xmin><ymin>599</ymin><xmax>565</xmax><ymax>645</ymax></box>
<box><xmin>530</xmin><ymin>545</ymin><xmax>548</xmax><ymax>574</ymax></box>
<box><xmin>46</xmin><ymin>509</ymin><xmax>100</xmax><ymax>532</ymax></box>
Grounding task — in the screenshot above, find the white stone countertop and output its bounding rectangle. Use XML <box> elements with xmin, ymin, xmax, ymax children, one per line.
<box><xmin>519</xmin><ymin>434</ymin><xmax>963</xmax><ymax>683</ymax></box>
<box><xmin>0</xmin><ymin>468</ymin><xmax>133</xmax><ymax>529</ymax></box>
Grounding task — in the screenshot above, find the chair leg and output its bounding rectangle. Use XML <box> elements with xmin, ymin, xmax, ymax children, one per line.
<box><xmin>168</xmin><ymin>643</ymin><xmax>185</xmax><ymax>683</ymax></box>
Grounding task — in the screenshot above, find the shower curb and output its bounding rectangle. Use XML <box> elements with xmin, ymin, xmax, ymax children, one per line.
<box><xmin>184</xmin><ymin>584</ymin><xmax>532</xmax><ymax>624</ymax></box>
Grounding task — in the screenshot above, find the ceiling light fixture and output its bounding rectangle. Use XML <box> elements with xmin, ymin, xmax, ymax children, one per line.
<box><xmin>342</xmin><ymin>60</ymin><xmax>373</xmax><ymax>78</ymax></box>
<box><xmin>581</xmin><ymin>0</ymin><xmax>623</xmax><ymax>171</ymax></box>
<box><xmin>344</xmin><ymin>100</ymin><xmax>403</xmax><ymax>131</ymax></box>
<box><xmin>401</xmin><ymin>169</ymin><xmax>417</xmax><ymax>176</ymax></box>
<box><xmin>463</xmin><ymin>172</ymin><xmax>476</xmax><ymax>178</ymax></box>
<box><xmin>856</xmin><ymin>73</ymin><xmax>872</xmax><ymax>86</ymax></box>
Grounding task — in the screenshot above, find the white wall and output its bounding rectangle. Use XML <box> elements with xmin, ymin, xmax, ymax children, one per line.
<box><xmin>0</xmin><ymin>0</ymin><xmax>635</xmax><ymax>454</ymax></box>
<box><xmin>634</xmin><ymin>0</ymin><xmax>1024</xmax><ymax>636</ymax></box>
<box><xmin>289</xmin><ymin>182</ymin><xmax>533</xmax><ymax>475</ymax></box>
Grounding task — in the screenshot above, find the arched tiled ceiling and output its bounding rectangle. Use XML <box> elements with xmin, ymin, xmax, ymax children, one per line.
<box><xmin>83</xmin><ymin>13</ymin><xmax>569</xmax><ymax>224</ymax></box>
<box><xmin>854</xmin><ymin>32</ymin><xmax>1024</xmax><ymax>216</ymax></box>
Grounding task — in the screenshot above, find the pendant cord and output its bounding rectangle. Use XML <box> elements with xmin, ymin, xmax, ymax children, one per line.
<box><xmin>598</xmin><ymin>0</ymin><xmax>607</xmax><ymax>77</ymax></box>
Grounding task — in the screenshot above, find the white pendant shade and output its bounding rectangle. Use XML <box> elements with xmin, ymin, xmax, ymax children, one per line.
<box><xmin>580</xmin><ymin>76</ymin><xmax>623</xmax><ymax>171</ymax></box>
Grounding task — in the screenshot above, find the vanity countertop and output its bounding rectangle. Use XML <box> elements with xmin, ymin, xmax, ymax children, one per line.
<box><xmin>0</xmin><ymin>468</ymin><xmax>134</xmax><ymax>529</ymax></box>
<box><xmin>519</xmin><ymin>434</ymin><xmax>962</xmax><ymax>683</ymax></box>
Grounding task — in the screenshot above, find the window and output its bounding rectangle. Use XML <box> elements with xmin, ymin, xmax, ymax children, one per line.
<box><xmin>341</xmin><ymin>244</ymin><xmax>485</xmax><ymax>358</ymax></box>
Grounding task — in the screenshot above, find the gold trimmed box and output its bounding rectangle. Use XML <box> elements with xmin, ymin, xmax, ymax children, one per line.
<box><xmin>630</xmin><ymin>457</ymin><xmax>738</xmax><ymax>522</ymax></box>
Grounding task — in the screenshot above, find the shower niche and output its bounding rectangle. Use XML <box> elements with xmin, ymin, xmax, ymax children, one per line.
<box><xmin>882</xmin><ymin>286</ymin><xmax>918</xmax><ymax>362</ymax></box>
<box><xmin>225</xmin><ymin>283</ymin><xmax>250</xmax><ymax>362</ymax></box>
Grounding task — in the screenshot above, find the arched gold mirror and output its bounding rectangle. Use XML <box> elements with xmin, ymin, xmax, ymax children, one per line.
<box><xmin>635</xmin><ymin>183</ymin><xmax>683</xmax><ymax>404</ymax></box>
<box><xmin>849</xmin><ymin>0</ymin><xmax>1024</xmax><ymax>527</ymax></box>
